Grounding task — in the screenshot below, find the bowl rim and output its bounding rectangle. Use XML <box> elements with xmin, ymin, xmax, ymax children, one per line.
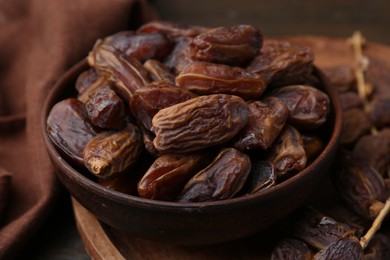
<box><xmin>41</xmin><ymin>59</ymin><xmax>343</xmax><ymax>212</ymax></box>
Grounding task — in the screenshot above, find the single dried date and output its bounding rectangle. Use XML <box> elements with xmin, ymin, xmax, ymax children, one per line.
<box><xmin>312</xmin><ymin>236</ymin><xmax>364</xmax><ymax>260</ymax></box>
<box><xmin>143</xmin><ymin>59</ymin><xmax>175</xmax><ymax>84</ymax></box>
<box><xmin>270</xmin><ymin>85</ymin><xmax>330</xmax><ymax>129</ymax></box>
<box><xmin>85</xmin><ymin>84</ymin><xmax>126</xmax><ymax>130</ymax></box>
<box><xmin>233</xmin><ymin>97</ymin><xmax>288</xmax><ymax>150</ymax></box>
<box><xmin>138</xmin><ymin>153</ymin><xmax>209</xmax><ymax>201</ymax></box>
<box><xmin>189</xmin><ymin>24</ymin><xmax>262</xmax><ymax>66</ymax></box>
<box><xmin>176</xmin><ymin>61</ymin><xmax>266</xmax><ymax>99</ymax></box>
<box><xmin>75</xmin><ymin>68</ymin><xmax>99</xmax><ymax>95</ymax></box>
<box><xmin>301</xmin><ymin>133</ymin><xmax>324</xmax><ymax>162</ymax></box>
<box><xmin>247</xmin><ymin>39</ymin><xmax>314</xmax><ymax>87</ymax></box>
<box><xmin>244</xmin><ymin>160</ymin><xmax>276</xmax><ymax>194</ymax></box>
<box><xmin>47</xmin><ymin>98</ymin><xmax>98</xmax><ymax>166</ymax></box>
<box><xmin>164</xmin><ymin>37</ymin><xmax>193</xmax><ymax>75</ymax></box>
<box><xmin>177</xmin><ymin>148</ymin><xmax>251</xmax><ymax>202</ymax></box>
<box><xmin>267</xmin><ymin>125</ymin><xmax>307</xmax><ymax>179</ymax></box>
<box><xmin>152</xmin><ymin>94</ymin><xmax>249</xmax><ymax>153</ymax></box>
<box><xmin>370</xmin><ymin>97</ymin><xmax>390</xmax><ymax>128</ymax></box>
<box><xmin>271</xmin><ymin>238</ymin><xmax>312</xmax><ymax>260</ymax></box>
<box><xmin>83</xmin><ymin>123</ymin><xmax>143</xmax><ymax>179</ymax></box>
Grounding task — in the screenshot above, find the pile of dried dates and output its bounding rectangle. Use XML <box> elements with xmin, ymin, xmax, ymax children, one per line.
<box><xmin>47</xmin><ymin>21</ymin><xmax>332</xmax><ymax>203</ymax></box>
<box><xmin>271</xmin><ymin>35</ymin><xmax>390</xmax><ymax>259</ymax></box>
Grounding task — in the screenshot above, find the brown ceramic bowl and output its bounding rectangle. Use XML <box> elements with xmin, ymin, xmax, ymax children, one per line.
<box><xmin>42</xmin><ymin>59</ymin><xmax>342</xmax><ymax>245</ymax></box>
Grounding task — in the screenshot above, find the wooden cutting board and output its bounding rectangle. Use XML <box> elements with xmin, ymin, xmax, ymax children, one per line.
<box><xmin>72</xmin><ymin>36</ymin><xmax>390</xmax><ymax>260</ymax></box>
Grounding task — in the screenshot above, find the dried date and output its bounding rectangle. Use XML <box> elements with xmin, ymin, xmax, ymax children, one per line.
<box><xmin>312</xmin><ymin>236</ymin><xmax>364</xmax><ymax>260</ymax></box>
<box><xmin>176</xmin><ymin>61</ymin><xmax>266</xmax><ymax>99</ymax></box>
<box><xmin>47</xmin><ymin>98</ymin><xmax>98</xmax><ymax>166</ymax></box>
<box><xmin>85</xmin><ymin>84</ymin><xmax>126</xmax><ymax>130</ymax></box>
<box><xmin>271</xmin><ymin>238</ymin><xmax>312</xmax><ymax>260</ymax></box>
<box><xmin>370</xmin><ymin>97</ymin><xmax>390</xmax><ymax>128</ymax></box>
<box><xmin>177</xmin><ymin>148</ymin><xmax>251</xmax><ymax>202</ymax></box>
<box><xmin>143</xmin><ymin>59</ymin><xmax>175</xmax><ymax>83</ymax></box>
<box><xmin>270</xmin><ymin>85</ymin><xmax>330</xmax><ymax>129</ymax></box>
<box><xmin>152</xmin><ymin>94</ymin><xmax>249</xmax><ymax>153</ymax></box>
<box><xmin>340</xmin><ymin>108</ymin><xmax>372</xmax><ymax>144</ymax></box>
<box><xmin>247</xmin><ymin>40</ymin><xmax>314</xmax><ymax>87</ymax></box>
<box><xmin>322</xmin><ymin>66</ymin><xmax>356</xmax><ymax>93</ymax></box>
<box><xmin>138</xmin><ymin>153</ymin><xmax>209</xmax><ymax>201</ymax></box>
<box><xmin>189</xmin><ymin>24</ymin><xmax>262</xmax><ymax>66</ymax></box>
<box><xmin>137</xmin><ymin>20</ymin><xmax>208</xmax><ymax>39</ymax></box>
<box><xmin>164</xmin><ymin>37</ymin><xmax>193</xmax><ymax>75</ymax></box>
<box><xmin>83</xmin><ymin>123</ymin><xmax>143</xmax><ymax>179</ymax></box>
<box><xmin>301</xmin><ymin>133</ymin><xmax>324</xmax><ymax>162</ymax></box>
<box><xmin>233</xmin><ymin>97</ymin><xmax>288</xmax><ymax>150</ymax></box>
<box><xmin>267</xmin><ymin>125</ymin><xmax>307</xmax><ymax>179</ymax></box>
<box><xmin>75</xmin><ymin>68</ymin><xmax>99</xmax><ymax>95</ymax></box>
<box><xmin>244</xmin><ymin>160</ymin><xmax>276</xmax><ymax>194</ymax></box>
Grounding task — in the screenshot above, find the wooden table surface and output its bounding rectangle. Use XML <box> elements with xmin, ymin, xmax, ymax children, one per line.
<box><xmin>16</xmin><ymin>1</ymin><xmax>390</xmax><ymax>259</ymax></box>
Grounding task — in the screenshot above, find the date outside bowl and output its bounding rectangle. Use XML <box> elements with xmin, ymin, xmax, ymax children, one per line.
<box><xmin>41</xmin><ymin>59</ymin><xmax>342</xmax><ymax>245</ymax></box>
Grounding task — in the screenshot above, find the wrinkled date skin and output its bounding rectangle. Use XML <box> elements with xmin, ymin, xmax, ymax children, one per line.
<box><xmin>313</xmin><ymin>236</ymin><xmax>364</xmax><ymax>260</ymax></box>
<box><xmin>138</xmin><ymin>153</ymin><xmax>210</xmax><ymax>201</ymax></box>
<box><xmin>85</xmin><ymin>84</ymin><xmax>126</xmax><ymax>130</ymax></box>
<box><xmin>271</xmin><ymin>85</ymin><xmax>330</xmax><ymax>129</ymax></box>
<box><xmin>244</xmin><ymin>160</ymin><xmax>276</xmax><ymax>194</ymax></box>
<box><xmin>177</xmin><ymin>148</ymin><xmax>251</xmax><ymax>202</ymax></box>
<box><xmin>267</xmin><ymin>125</ymin><xmax>307</xmax><ymax>179</ymax></box>
<box><xmin>143</xmin><ymin>59</ymin><xmax>175</xmax><ymax>84</ymax></box>
<box><xmin>233</xmin><ymin>97</ymin><xmax>288</xmax><ymax>150</ymax></box>
<box><xmin>101</xmin><ymin>31</ymin><xmax>173</xmax><ymax>62</ymax></box>
<box><xmin>293</xmin><ymin>207</ymin><xmax>357</xmax><ymax>251</ymax></box>
<box><xmin>130</xmin><ymin>81</ymin><xmax>197</xmax><ymax>132</ymax></box>
<box><xmin>75</xmin><ymin>68</ymin><xmax>99</xmax><ymax>95</ymax></box>
<box><xmin>47</xmin><ymin>98</ymin><xmax>98</xmax><ymax>166</ymax></box>
<box><xmin>137</xmin><ymin>20</ymin><xmax>209</xmax><ymax>39</ymax></box>
<box><xmin>88</xmin><ymin>44</ymin><xmax>151</xmax><ymax>102</ymax></box>
<box><xmin>271</xmin><ymin>238</ymin><xmax>312</xmax><ymax>260</ymax></box>
<box><xmin>333</xmin><ymin>150</ymin><xmax>388</xmax><ymax>220</ymax></box>
<box><xmin>152</xmin><ymin>94</ymin><xmax>249</xmax><ymax>153</ymax></box>
<box><xmin>83</xmin><ymin>123</ymin><xmax>143</xmax><ymax>179</ymax></box>
<box><xmin>176</xmin><ymin>61</ymin><xmax>266</xmax><ymax>99</ymax></box>
<box><xmin>189</xmin><ymin>24</ymin><xmax>262</xmax><ymax>66</ymax></box>
<box><xmin>247</xmin><ymin>39</ymin><xmax>314</xmax><ymax>87</ymax></box>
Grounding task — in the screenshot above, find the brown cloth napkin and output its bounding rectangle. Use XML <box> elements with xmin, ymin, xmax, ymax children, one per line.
<box><xmin>0</xmin><ymin>0</ymin><xmax>156</xmax><ymax>258</ymax></box>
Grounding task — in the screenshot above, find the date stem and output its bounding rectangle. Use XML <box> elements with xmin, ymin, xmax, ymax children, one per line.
<box><xmin>360</xmin><ymin>198</ymin><xmax>390</xmax><ymax>249</ymax></box>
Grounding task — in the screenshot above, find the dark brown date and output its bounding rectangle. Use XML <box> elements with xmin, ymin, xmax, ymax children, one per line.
<box><xmin>322</xmin><ymin>66</ymin><xmax>356</xmax><ymax>93</ymax></box>
<box><xmin>47</xmin><ymin>98</ymin><xmax>98</xmax><ymax>166</ymax></box>
<box><xmin>270</xmin><ymin>85</ymin><xmax>330</xmax><ymax>129</ymax></box>
<box><xmin>301</xmin><ymin>133</ymin><xmax>324</xmax><ymax>162</ymax></box>
<box><xmin>83</xmin><ymin>123</ymin><xmax>143</xmax><ymax>179</ymax></box>
<box><xmin>138</xmin><ymin>153</ymin><xmax>209</xmax><ymax>201</ymax></box>
<box><xmin>164</xmin><ymin>37</ymin><xmax>193</xmax><ymax>75</ymax></box>
<box><xmin>152</xmin><ymin>94</ymin><xmax>249</xmax><ymax>153</ymax></box>
<box><xmin>233</xmin><ymin>97</ymin><xmax>288</xmax><ymax>150</ymax></box>
<box><xmin>271</xmin><ymin>238</ymin><xmax>312</xmax><ymax>260</ymax></box>
<box><xmin>247</xmin><ymin>40</ymin><xmax>314</xmax><ymax>87</ymax></box>
<box><xmin>244</xmin><ymin>160</ymin><xmax>276</xmax><ymax>194</ymax></box>
<box><xmin>137</xmin><ymin>20</ymin><xmax>208</xmax><ymax>39</ymax></box>
<box><xmin>97</xmin><ymin>31</ymin><xmax>173</xmax><ymax>62</ymax></box>
<box><xmin>333</xmin><ymin>150</ymin><xmax>388</xmax><ymax>219</ymax></box>
<box><xmin>176</xmin><ymin>61</ymin><xmax>266</xmax><ymax>99</ymax></box>
<box><xmin>177</xmin><ymin>148</ymin><xmax>251</xmax><ymax>202</ymax></box>
<box><xmin>88</xmin><ymin>44</ymin><xmax>151</xmax><ymax>102</ymax></box>
<box><xmin>340</xmin><ymin>108</ymin><xmax>372</xmax><ymax>144</ymax></box>
<box><xmin>85</xmin><ymin>84</ymin><xmax>126</xmax><ymax>130</ymax></box>
<box><xmin>370</xmin><ymin>97</ymin><xmax>390</xmax><ymax>128</ymax></box>
<box><xmin>143</xmin><ymin>59</ymin><xmax>175</xmax><ymax>83</ymax></box>
<box><xmin>338</xmin><ymin>91</ymin><xmax>363</xmax><ymax>111</ymax></box>
<box><xmin>312</xmin><ymin>236</ymin><xmax>364</xmax><ymax>260</ymax></box>
<box><xmin>189</xmin><ymin>24</ymin><xmax>262</xmax><ymax>66</ymax></box>
<box><xmin>130</xmin><ymin>81</ymin><xmax>197</xmax><ymax>132</ymax></box>
<box><xmin>267</xmin><ymin>125</ymin><xmax>307</xmax><ymax>179</ymax></box>
<box><xmin>293</xmin><ymin>207</ymin><xmax>357</xmax><ymax>250</ymax></box>
<box><xmin>75</xmin><ymin>68</ymin><xmax>99</xmax><ymax>95</ymax></box>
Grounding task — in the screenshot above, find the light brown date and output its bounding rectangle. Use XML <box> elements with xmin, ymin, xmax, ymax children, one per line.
<box><xmin>85</xmin><ymin>84</ymin><xmax>126</xmax><ymax>130</ymax></box>
<box><xmin>267</xmin><ymin>125</ymin><xmax>307</xmax><ymax>179</ymax></box>
<box><xmin>176</xmin><ymin>61</ymin><xmax>266</xmax><ymax>99</ymax></box>
<box><xmin>47</xmin><ymin>98</ymin><xmax>98</xmax><ymax>166</ymax></box>
<box><xmin>233</xmin><ymin>97</ymin><xmax>288</xmax><ymax>150</ymax></box>
<box><xmin>130</xmin><ymin>81</ymin><xmax>197</xmax><ymax>132</ymax></box>
<box><xmin>138</xmin><ymin>153</ymin><xmax>209</xmax><ymax>201</ymax></box>
<box><xmin>247</xmin><ymin>39</ymin><xmax>314</xmax><ymax>87</ymax></box>
<box><xmin>177</xmin><ymin>148</ymin><xmax>251</xmax><ymax>202</ymax></box>
<box><xmin>270</xmin><ymin>85</ymin><xmax>330</xmax><ymax>129</ymax></box>
<box><xmin>88</xmin><ymin>44</ymin><xmax>151</xmax><ymax>102</ymax></box>
<box><xmin>152</xmin><ymin>94</ymin><xmax>249</xmax><ymax>153</ymax></box>
<box><xmin>189</xmin><ymin>24</ymin><xmax>262</xmax><ymax>66</ymax></box>
<box><xmin>83</xmin><ymin>123</ymin><xmax>143</xmax><ymax>179</ymax></box>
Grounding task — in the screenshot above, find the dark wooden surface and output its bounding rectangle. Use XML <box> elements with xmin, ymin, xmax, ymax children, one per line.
<box><xmin>16</xmin><ymin>1</ymin><xmax>390</xmax><ymax>259</ymax></box>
